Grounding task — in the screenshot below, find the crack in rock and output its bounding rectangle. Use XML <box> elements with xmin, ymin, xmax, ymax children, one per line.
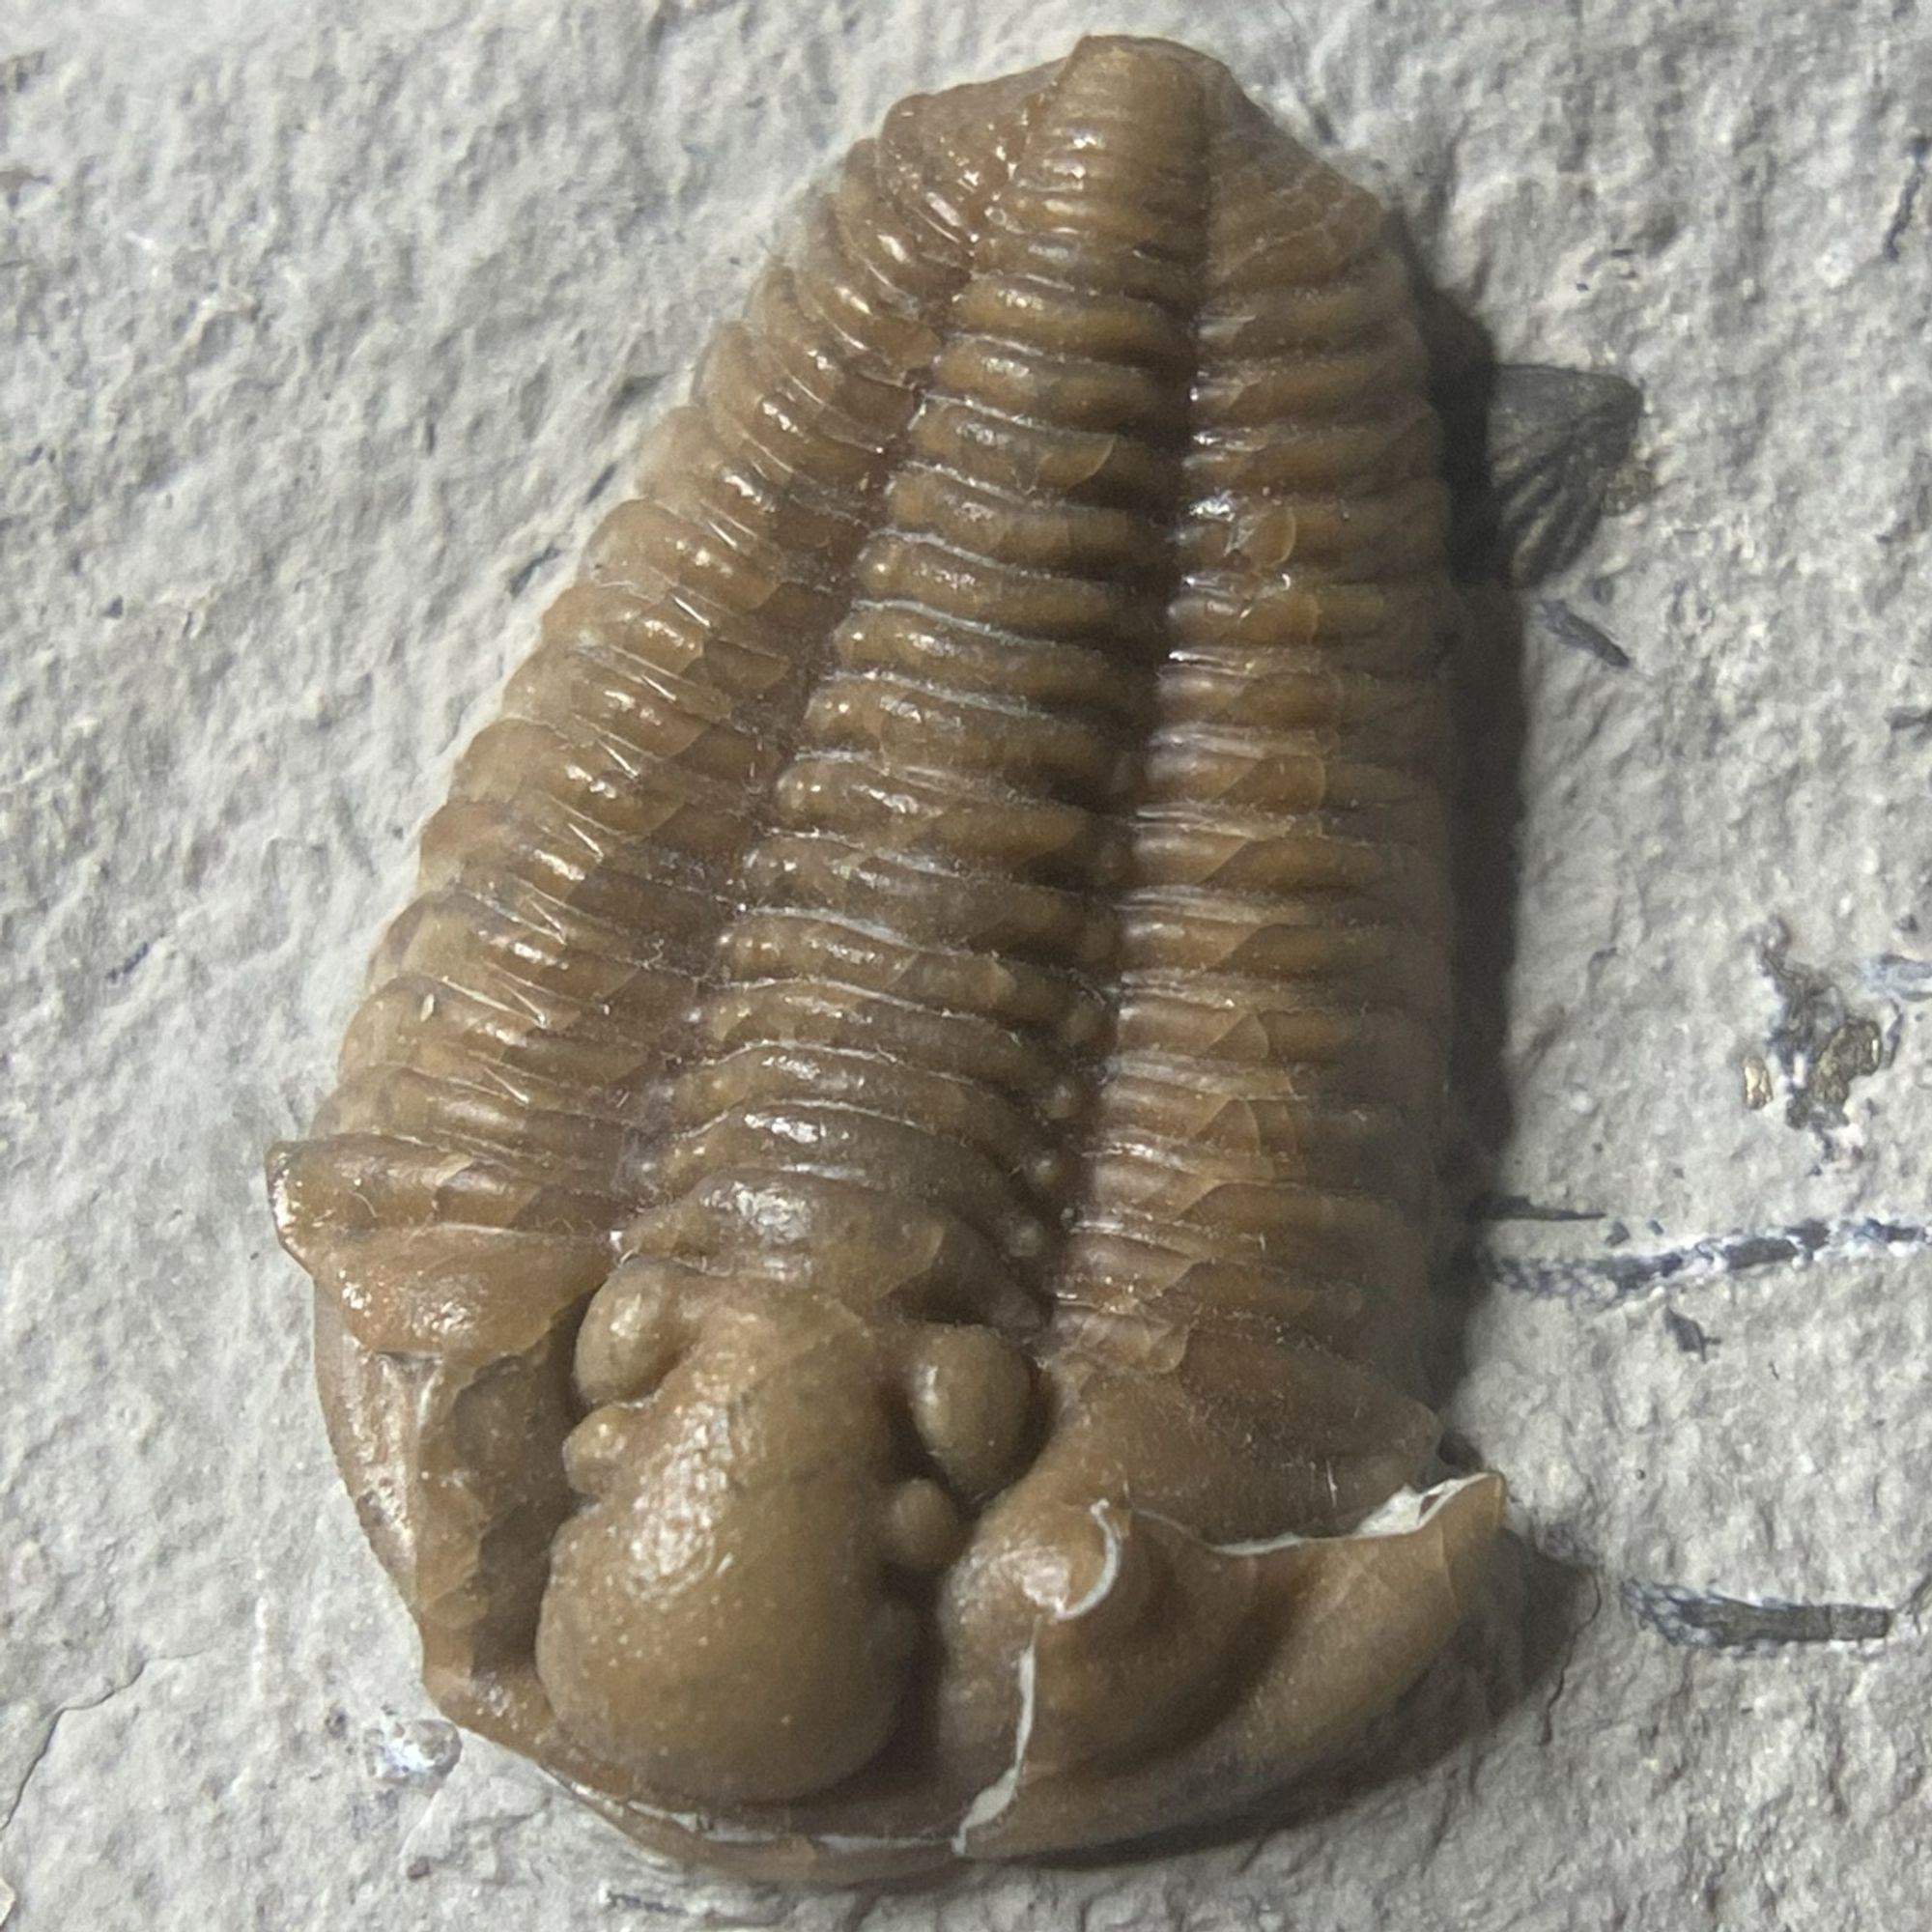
<box><xmin>0</xmin><ymin>1655</ymin><xmax>188</xmax><ymax>1846</ymax></box>
<box><xmin>1622</xmin><ymin>1580</ymin><xmax>1893</xmax><ymax>1653</ymax></box>
<box><xmin>1482</xmin><ymin>1214</ymin><xmax>1931</xmax><ymax>1309</ymax></box>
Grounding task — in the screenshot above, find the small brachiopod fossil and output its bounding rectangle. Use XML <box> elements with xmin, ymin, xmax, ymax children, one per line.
<box><xmin>268</xmin><ymin>35</ymin><xmax>1504</xmax><ymax>1879</ymax></box>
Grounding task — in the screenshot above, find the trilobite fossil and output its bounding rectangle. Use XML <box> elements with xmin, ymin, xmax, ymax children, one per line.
<box><xmin>268</xmin><ymin>34</ymin><xmax>1504</xmax><ymax>1878</ymax></box>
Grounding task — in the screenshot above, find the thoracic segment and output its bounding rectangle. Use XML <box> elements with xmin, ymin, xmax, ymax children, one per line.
<box><xmin>1059</xmin><ymin>93</ymin><xmax>1455</xmax><ymax>1377</ymax></box>
<box><xmin>268</xmin><ymin>36</ymin><xmax>1501</xmax><ymax>1879</ymax></box>
<box><xmin>287</xmin><ymin>78</ymin><xmax>1024</xmax><ymax>1251</ymax></box>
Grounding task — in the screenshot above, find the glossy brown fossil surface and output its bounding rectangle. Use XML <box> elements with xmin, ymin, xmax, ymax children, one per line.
<box><xmin>267</xmin><ymin>34</ymin><xmax>1503</xmax><ymax>1878</ymax></box>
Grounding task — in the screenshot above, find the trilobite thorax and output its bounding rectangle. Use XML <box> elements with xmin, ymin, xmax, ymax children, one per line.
<box><xmin>269</xmin><ymin>35</ymin><xmax>1501</xmax><ymax>1878</ymax></box>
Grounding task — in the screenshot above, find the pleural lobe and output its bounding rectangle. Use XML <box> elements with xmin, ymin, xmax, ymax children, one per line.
<box><xmin>268</xmin><ymin>36</ymin><xmax>1500</xmax><ymax>1879</ymax></box>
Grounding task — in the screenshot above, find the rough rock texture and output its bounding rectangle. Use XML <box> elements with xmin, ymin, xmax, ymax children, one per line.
<box><xmin>2</xmin><ymin>0</ymin><xmax>1928</xmax><ymax>1926</ymax></box>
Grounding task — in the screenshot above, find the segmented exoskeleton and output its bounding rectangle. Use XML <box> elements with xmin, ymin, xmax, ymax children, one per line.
<box><xmin>270</xmin><ymin>37</ymin><xmax>1501</xmax><ymax>1879</ymax></box>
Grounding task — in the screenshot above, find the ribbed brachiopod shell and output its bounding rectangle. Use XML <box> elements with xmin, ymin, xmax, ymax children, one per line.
<box><xmin>268</xmin><ymin>35</ymin><xmax>1503</xmax><ymax>1879</ymax></box>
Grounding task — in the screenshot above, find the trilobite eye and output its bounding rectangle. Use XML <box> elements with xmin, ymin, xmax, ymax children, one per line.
<box><xmin>268</xmin><ymin>32</ymin><xmax>1503</xmax><ymax>1878</ymax></box>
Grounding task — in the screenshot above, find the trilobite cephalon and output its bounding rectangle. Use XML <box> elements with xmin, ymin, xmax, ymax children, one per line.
<box><xmin>268</xmin><ymin>35</ymin><xmax>1503</xmax><ymax>1878</ymax></box>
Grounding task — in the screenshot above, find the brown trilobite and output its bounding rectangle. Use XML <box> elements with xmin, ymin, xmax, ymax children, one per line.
<box><xmin>267</xmin><ymin>34</ymin><xmax>1504</xmax><ymax>1879</ymax></box>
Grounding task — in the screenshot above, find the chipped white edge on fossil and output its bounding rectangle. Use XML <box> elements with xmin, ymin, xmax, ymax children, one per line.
<box><xmin>548</xmin><ymin>1475</ymin><xmax>1492</xmax><ymax>1859</ymax></box>
<box><xmin>1058</xmin><ymin>1500</ymin><xmax>1128</xmax><ymax>1620</ymax></box>
<box><xmin>952</xmin><ymin>1641</ymin><xmax>1038</xmax><ymax>1852</ymax></box>
<box><xmin>1202</xmin><ymin>1470</ymin><xmax>1485</xmax><ymax>1559</ymax></box>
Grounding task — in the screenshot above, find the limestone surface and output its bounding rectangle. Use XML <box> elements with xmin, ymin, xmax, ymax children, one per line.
<box><xmin>3</xmin><ymin>1</ymin><xmax>1927</xmax><ymax>1927</ymax></box>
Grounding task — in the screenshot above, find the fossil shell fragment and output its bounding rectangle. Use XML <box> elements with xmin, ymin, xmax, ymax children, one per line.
<box><xmin>267</xmin><ymin>34</ymin><xmax>1504</xmax><ymax>1879</ymax></box>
